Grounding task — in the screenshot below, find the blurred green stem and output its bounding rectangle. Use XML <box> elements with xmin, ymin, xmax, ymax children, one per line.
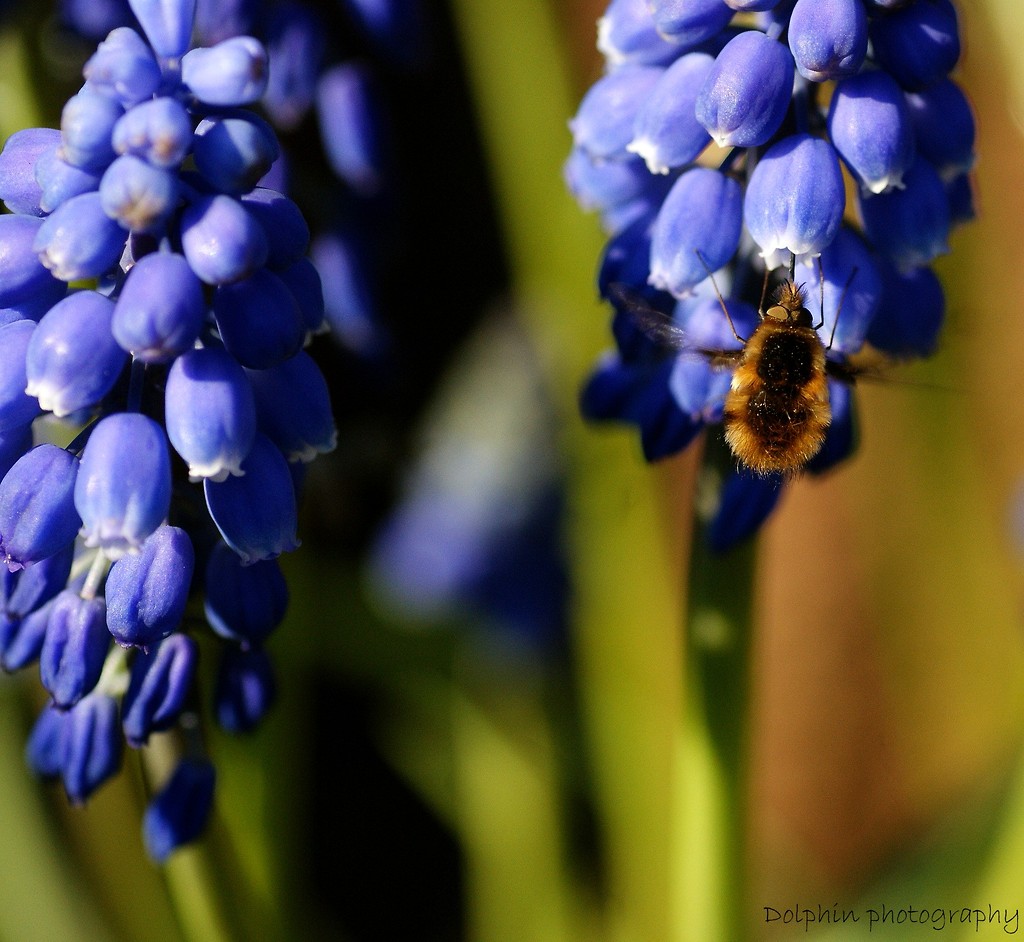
<box><xmin>682</xmin><ymin>456</ymin><xmax>756</xmax><ymax>941</ymax></box>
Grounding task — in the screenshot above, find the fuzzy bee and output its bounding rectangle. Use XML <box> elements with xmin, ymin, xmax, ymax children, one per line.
<box><xmin>615</xmin><ymin>259</ymin><xmax>859</xmax><ymax>476</ymax></box>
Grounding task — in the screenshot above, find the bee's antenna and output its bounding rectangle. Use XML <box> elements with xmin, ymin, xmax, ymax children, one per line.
<box><xmin>788</xmin><ymin>252</ymin><xmax>796</xmax><ymax>283</ymax></box>
<box><xmin>827</xmin><ymin>265</ymin><xmax>859</xmax><ymax>351</ymax></box>
<box><xmin>694</xmin><ymin>249</ymin><xmax>747</xmax><ymax>343</ymax></box>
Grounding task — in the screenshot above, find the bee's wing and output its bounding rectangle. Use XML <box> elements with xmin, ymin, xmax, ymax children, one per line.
<box><xmin>824</xmin><ymin>358</ymin><xmax>861</xmax><ymax>385</ymax></box>
<box><xmin>825</xmin><ymin>353</ymin><xmax>952</xmax><ymax>395</ymax></box>
<box><xmin>607</xmin><ymin>282</ymin><xmax>743</xmax><ymax>367</ymax></box>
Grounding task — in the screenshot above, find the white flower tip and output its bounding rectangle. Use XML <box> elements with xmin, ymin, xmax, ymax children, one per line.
<box><xmin>626</xmin><ymin>137</ymin><xmax>669</xmax><ymax>174</ymax></box>
<box><xmin>25</xmin><ymin>382</ymin><xmax>70</xmax><ymax>418</ymax></box>
<box><xmin>861</xmin><ymin>174</ymin><xmax>905</xmax><ymax>196</ymax></box>
<box><xmin>187</xmin><ymin>461</ymin><xmax>246</xmax><ymax>483</ymax></box>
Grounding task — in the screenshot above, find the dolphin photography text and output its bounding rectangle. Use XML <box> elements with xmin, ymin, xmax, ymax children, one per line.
<box><xmin>763</xmin><ymin>903</ymin><xmax>1021</xmax><ymax>934</ymax></box>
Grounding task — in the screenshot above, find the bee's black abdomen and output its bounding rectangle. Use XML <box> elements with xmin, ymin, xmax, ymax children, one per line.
<box><xmin>747</xmin><ymin>388</ymin><xmax>808</xmax><ymax>452</ymax></box>
<box><xmin>723</xmin><ymin>318</ymin><xmax>830</xmax><ymax>475</ymax></box>
<box><xmin>755</xmin><ymin>330</ymin><xmax>814</xmax><ymax>387</ymax></box>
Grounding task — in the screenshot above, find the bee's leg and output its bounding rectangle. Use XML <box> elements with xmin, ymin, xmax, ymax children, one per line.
<box><xmin>694</xmin><ymin>249</ymin><xmax>748</xmax><ymax>343</ymax></box>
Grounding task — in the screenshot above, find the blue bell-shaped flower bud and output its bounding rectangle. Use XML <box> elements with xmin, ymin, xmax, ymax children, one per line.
<box><xmin>311</xmin><ymin>229</ymin><xmax>380</xmax><ymax>355</ymax></box>
<box><xmin>61</xmin><ymin>691</ymin><xmax>122</xmax><ymax>804</ymax></box>
<box><xmin>946</xmin><ymin>172</ymin><xmax>974</xmax><ymax>227</ymax></box>
<box><xmin>181</xmin><ymin>194</ymin><xmax>269</xmax><ymax>285</ymax></box>
<box><xmin>0</xmin><ymin>216</ymin><xmax>65</xmax><ymax>310</ymax></box>
<box><xmin>649</xmin><ymin>167</ymin><xmax>742</xmax><ymax>296</ymax></box>
<box><xmin>743</xmin><ymin>133</ymin><xmax>845</xmax><ymax>269</ymax></box>
<box><xmin>193</xmin><ymin>114</ymin><xmax>280</xmax><ymax>196</ymax></box>
<box><xmin>212</xmin><ymin>267</ymin><xmax>305</xmax><ymax>369</ymax></box>
<box><xmin>706</xmin><ymin>469</ymin><xmax>783</xmax><ymax>553</ymax></box>
<box><xmin>214</xmin><ymin>645</ymin><xmax>275</xmax><ymax>733</ymax></box>
<box><xmin>788</xmin><ymin>0</ymin><xmax>867</xmax><ymax>82</ymax></box>
<box><xmin>0</xmin><ymin>538</ymin><xmax>73</xmax><ymax>621</ymax></box>
<box><xmin>275</xmin><ymin>257</ymin><xmax>326</xmax><ymax>337</ymax></box>
<box><xmin>0</xmin><ymin>321</ymin><xmax>43</xmax><ymax>433</ymax></box>
<box><xmin>193</xmin><ymin>0</ymin><xmax>254</xmax><ymax>45</ymax></box>
<box><xmin>165</xmin><ymin>347</ymin><xmax>257</xmax><ymax>482</ymax></box>
<box><xmin>315</xmin><ymin>63</ymin><xmax>385</xmax><ymax>195</ymax></box>
<box><xmin>866</xmin><ymin>260</ymin><xmax>945</xmax><ymax>358</ymax></box>
<box><xmin>59</xmin><ymin>87</ymin><xmax>123</xmax><ymax>172</ymax></box>
<box><xmin>0</xmin><ymin>544</ymin><xmax>74</xmax><ymax>671</ymax></box>
<box><xmin>245</xmin><ymin>351</ymin><xmax>336</xmax><ymax>462</ymax></box>
<box><xmin>182</xmin><ymin>36</ymin><xmax>269</xmax><ymax>106</ymax></box>
<box><xmin>75</xmin><ymin>412</ymin><xmax>172</xmax><ymax>557</ymax></box>
<box><xmin>204</xmin><ymin>433</ymin><xmax>299</xmax><ymax>564</ymax></box>
<box><xmin>128</xmin><ymin>0</ymin><xmax>196</xmax><ymax>59</ymax></box>
<box><xmin>0</xmin><ymin>445</ymin><xmax>81</xmax><ymax>572</ymax></box>
<box><xmin>83</xmin><ymin>27</ymin><xmax>162</xmax><ymax>106</ymax></box>
<box><xmin>580</xmin><ymin>352</ymin><xmax>657</xmax><ymax>426</ymax></box>
<box><xmin>869</xmin><ymin>0</ymin><xmax>959</xmax><ymax>91</ymax></box>
<box><xmin>905</xmin><ymin>78</ymin><xmax>975</xmax><ymax>180</ymax></box>
<box><xmin>0</xmin><ymin>424</ymin><xmax>32</xmax><ymax>482</ymax></box>
<box><xmin>121</xmin><ymin>632</ymin><xmax>198</xmax><ymax>745</ymax></box>
<box><xmin>598</xmin><ymin>0</ymin><xmax>683</xmax><ymax>67</ymax></box>
<box><xmin>696</xmin><ymin>31</ymin><xmax>794</xmax><ymax>148</ymax></box>
<box><xmin>570</xmin><ymin>65</ymin><xmax>664</xmax><ymax>161</ymax></box>
<box><xmin>39</xmin><ymin>589</ymin><xmax>109</xmax><ymax>708</ymax></box>
<box><xmin>35</xmin><ymin>145</ymin><xmax>103</xmax><ymax>214</ymax></box>
<box><xmin>669</xmin><ymin>293</ymin><xmax>756</xmax><ymax>420</ymax></box>
<box><xmin>599</xmin><ymin>210</ymin><xmax>665</xmax><ymax>301</ymax></box>
<box><xmin>565</xmin><ymin>148</ymin><xmax>658</xmax><ymax>216</ymax></box>
<box><xmin>106</xmin><ymin>524</ymin><xmax>194</xmax><ymax>648</ymax></box>
<box><xmin>581</xmin><ymin>355</ymin><xmax>702</xmax><ymax>462</ymax></box>
<box><xmin>204</xmin><ymin>541</ymin><xmax>288</xmax><ymax>647</ymax></box>
<box><xmin>258</xmin><ymin>153</ymin><xmax>288</xmax><ymax>193</ymax></box>
<box><xmin>601</xmin><ymin>186</ymin><xmax>665</xmax><ymax>237</ymax></box>
<box><xmin>0</xmin><ymin>127</ymin><xmax>59</xmax><ymax>216</ymax></box>
<box><xmin>99</xmin><ymin>155</ymin><xmax>180</xmax><ymax>234</ymax></box>
<box><xmin>25</xmin><ymin>291</ymin><xmax>128</xmax><ymax>417</ymax></box>
<box><xmin>113</xmin><ymin>252</ymin><xmax>206</xmax><ymax>362</ymax></box>
<box><xmin>793</xmin><ymin>225</ymin><xmax>881</xmax><ymax>355</ymax></box>
<box><xmin>112</xmin><ymin>97</ymin><xmax>193</xmax><ymax>168</ymax></box>
<box><xmin>858</xmin><ymin>158</ymin><xmax>950</xmax><ymax>272</ymax></box>
<box><xmin>143</xmin><ymin>757</ymin><xmax>215</xmax><ymax>862</ymax></box>
<box><xmin>61</xmin><ymin>0</ymin><xmax>136</xmax><ymax>40</ymax></box>
<box><xmin>240</xmin><ymin>188</ymin><xmax>310</xmax><ymax>268</ymax></box>
<box><xmin>2</xmin><ymin>596</ymin><xmax>58</xmax><ymax>672</ymax></box>
<box><xmin>263</xmin><ymin>4</ymin><xmax>323</xmax><ymax>130</ymax></box>
<box><xmin>806</xmin><ymin>378</ymin><xmax>856</xmax><ymax>474</ymax></box>
<box><xmin>827</xmin><ymin>70</ymin><xmax>915</xmax><ymax>195</ymax></box>
<box><xmin>26</xmin><ymin>702</ymin><xmax>67</xmax><ymax>779</ymax></box>
<box><xmin>33</xmin><ymin>192</ymin><xmax>128</xmax><ymax>282</ymax></box>
<box><xmin>628</xmin><ymin>52</ymin><xmax>713</xmax><ymax>173</ymax></box>
<box><xmin>648</xmin><ymin>0</ymin><xmax>734</xmax><ymax>49</ymax></box>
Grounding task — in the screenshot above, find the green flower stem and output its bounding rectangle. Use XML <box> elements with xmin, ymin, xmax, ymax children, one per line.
<box><xmin>682</xmin><ymin>480</ymin><xmax>756</xmax><ymax>942</ymax></box>
<box><xmin>142</xmin><ymin>730</ymin><xmax>284</xmax><ymax>942</ymax></box>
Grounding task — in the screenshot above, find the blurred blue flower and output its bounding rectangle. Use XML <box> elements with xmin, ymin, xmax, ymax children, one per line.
<box><xmin>369</xmin><ymin>319</ymin><xmax>568</xmax><ymax>654</ymax></box>
<box><xmin>143</xmin><ymin>758</ymin><xmax>216</xmax><ymax>862</ymax></box>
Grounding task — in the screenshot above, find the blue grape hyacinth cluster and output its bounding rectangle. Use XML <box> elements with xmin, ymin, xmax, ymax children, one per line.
<box><xmin>567</xmin><ymin>0</ymin><xmax>974</xmax><ymax>550</ymax></box>
<box><xmin>0</xmin><ymin>0</ymin><xmax>336</xmax><ymax>861</ymax></box>
<box><xmin>58</xmin><ymin>0</ymin><xmax>423</xmax><ymax>359</ymax></box>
